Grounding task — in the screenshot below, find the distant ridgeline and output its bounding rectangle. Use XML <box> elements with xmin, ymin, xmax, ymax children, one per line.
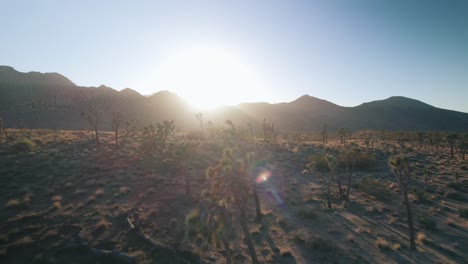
<box><xmin>1</xmin><ymin>65</ymin><xmax>468</xmax><ymax>132</ymax></box>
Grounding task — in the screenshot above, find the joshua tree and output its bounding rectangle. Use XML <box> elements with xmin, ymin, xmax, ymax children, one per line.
<box><xmin>185</xmin><ymin>200</ymin><xmax>235</xmax><ymax>264</ymax></box>
<box><xmin>321</xmin><ymin>123</ymin><xmax>328</xmax><ymax>143</ymax></box>
<box><xmin>0</xmin><ymin>117</ymin><xmax>9</xmax><ymax>139</ymax></box>
<box><xmin>326</xmin><ymin>154</ymin><xmax>337</xmax><ymax>209</ymax></box>
<box><xmin>194</xmin><ymin>112</ymin><xmax>204</xmax><ymax>139</ymax></box>
<box><xmin>247</xmin><ymin>122</ymin><xmax>255</xmax><ymax>143</ymax></box>
<box><xmin>111</xmin><ymin>112</ymin><xmax>124</xmax><ymax>148</ymax></box>
<box><xmin>417</xmin><ymin>131</ymin><xmax>425</xmax><ymax>149</ymax></box>
<box><xmin>431</xmin><ymin>132</ymin><xmax>443</xmax><ymax>149</ymax></box>
<box><xmin>111</xmin><ymin>112</ymin><xmax>137</xmax><ymax>149</ymax></box>
<box><xmin>342</xmin><ymin>143</ymin><xmax>358</xmax><ymax>204</ymax></box>
<box><xmin>262</xmin><ymin>118</ymin><xmax>277</xmax><ymax>144</ymax></box>
<box><xmin>389</xmin><ymin>154</ymin><xmax>416</xmax><ymax>250</ymax></box>
<box><xmin>142</xmin><ymin>120</ymin><xmax>176</xmax><ymax>155</ymax></box>
<box><xmin>338</xmin><ymin>128</ymin><xmax>348</xmax><ymax>144</ymax></box>
<box><xmin>206</xmin><ymin>120</ymin><xmax>214</xmax><ymax>138</ymax></box>
<box><xmin>80</xmin><ymin>106</ymin><xmax>102</xmax><ymax>144</ymax></box>
<box><xmin>458</xmin><ymin>134</ymin><xmax>467</xmax><ymax>160</ymax></box>
<box><xmin>447</xmin><ymin>133</ymin><xmax>458</xmax><ymax>158</ymax></box>
<box><xmin>262</xmin><ymin>118</ymin><xmax>268</xmax><ymax>142</ymax></box>
<box><xmin>119</xmin><ymin>120</ymin><xmax>137</xmax><ymax>148</ymax></box>
<box><xmin>202</xmin><ymin>149</ymin><xmax>259</xmax><ymax>263</ymax></box>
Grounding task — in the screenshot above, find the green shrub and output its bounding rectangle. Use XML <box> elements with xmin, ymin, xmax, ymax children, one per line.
<box><xmin>11</xmin><ymin>139</ymin><xmax>36</xmax><ymax>152</ymax></box>
<box><xmin>419</xmin><ymin>216</ymin><xmax>437</xmax><ymax>230</ymax></box>
<box><xmin>412</xmin><ymin>188</ymin><xmax>431</xmax><ymax>204</ymax></box>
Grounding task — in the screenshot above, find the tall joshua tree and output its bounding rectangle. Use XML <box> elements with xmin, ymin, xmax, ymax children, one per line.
<box><xmin>80</xmin><ymin>106</ymin><xmax>102</xmax><ymax>145</ymax></box>
<box><xmin>326</xmin><ymin>154</ymin><xmax>337</xmax><ymax>209</ymax></box>
<box><xmin>204</xmin><ymin>149</ymin><xmax>259</xmax><ymax>263</ymax></box>
<box><xmin>111</xmin><ymin>112</ymin><xmax>124</xmax><ymax>149</ymax></box>
<box><xmin>447</xmin><ymin>133</ymin><xmax>458</xmax><ymax>158</ymax></box>
<box><xmin>342</xmin><ymin>143</ymin><xmax>358</xmax><ymax>204</ymax></box>
<box><xmin>321</xmin><ymin>123</ymin><xmax>328</xmax><ymax>143</ymax></box>
<box><xmin>0</xmin><ymin>117</ymin><xmax>9</xmax><ymax>139</ymax></box>
<box><xmin>458</xmin><ymin>134</ymin><xmax>468</xmax><ymax>160</ymax></box>
<box><xmin>195</xmin><ymin>112</ymin><xmax>204</xmax><ymax>139</ymax></box>
<box><xmin>389</xmin><ymin>154</ymin><xmax>416</xmax><ymax>250</ymax></box>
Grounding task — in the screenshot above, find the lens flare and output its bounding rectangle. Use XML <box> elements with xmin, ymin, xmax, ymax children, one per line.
<box><xmin>256</xmin><ymin>170</ymin><xmax>272</xmax><ymax>184</ymax></box>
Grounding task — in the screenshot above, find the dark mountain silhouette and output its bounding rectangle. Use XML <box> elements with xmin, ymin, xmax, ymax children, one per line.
<box><xmin>1</xmin><ymin>65</ymin><xmax>467</xmax><ymax>132</ymax></box>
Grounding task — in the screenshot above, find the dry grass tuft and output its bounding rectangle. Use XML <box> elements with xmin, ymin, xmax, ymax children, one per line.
<box><xmin>6</xmin><ymin>199</ymin><xmax>21</xmax><ymax>208</ymax></box>
<box><xmin>119</xmin><ymin>186</ymin><xmax>130</xmax><ymax>195</ymax></box>
<box><xmin>376</xmin><ymin>237</ymin><xmax>390</xmax><ymax>249</ymax></box>
<box><xmin>52</xmin><ymin>201</ymin><xmax>61</xmax><ymax>209</ymax></box>
<box><xmin>417</xmin><ymin>232</ymin><xmax>427</xmax><ymax>245</ymax></box>
<box><xmin>392</xmin><ymin>243</ymin><xmax>402</xmax><ymax>251</ymax></box>
<box><xmin>51</xmin><ymin>195</ymin><xmax>62</xmax><ymax>202</ymax></box>
<box><xmin>95</xmin><ymin>188</ymin><xmax>104</xmax><ymax>196</ymax></box>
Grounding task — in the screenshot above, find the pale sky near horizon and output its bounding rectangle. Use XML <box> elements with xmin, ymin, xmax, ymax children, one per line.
<box><xmin>1</xmin><ymin>0</ymin><xmax>467</xmax><ymax>112</ymax></box>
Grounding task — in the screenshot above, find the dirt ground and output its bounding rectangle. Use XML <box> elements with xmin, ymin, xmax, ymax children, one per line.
<box><xmin>0</xmin><ymin>129</ymin><xmax>467</xmax><ymax>263</ymax></box>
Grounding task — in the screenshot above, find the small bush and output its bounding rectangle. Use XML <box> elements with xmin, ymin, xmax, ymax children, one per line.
<box><xmin>353</xmin><ymin>152</ymin><xmax>377</xmax><ymax>170</ymax></box>
<box><xmin>308</xmin><ymin>153</ymin><xmax>330</xmax><ymax>171</ymax></box>
<box><xmin>419</xmin><ymin>216</ymin><xmax>437</xmax><ymax>230</ymax></box>
<box><xmin>413</xmin><ymin>188</ymin><xmax>431</xmax><ymax>204</ymax></box>
<box><xmin>11</xmin><ymin>139</ymin><xmax>35</xmax><ymax>152</ymax></box>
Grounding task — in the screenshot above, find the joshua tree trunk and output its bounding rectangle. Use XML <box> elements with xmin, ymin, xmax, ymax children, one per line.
<box><xmin>239</xmin><ymin>209</ymin><xmax>259</xmax><ymax>264</ymax></box>
<box><xmin>345</xmin><ymin>169</ymin><xmax>353</xmax><ymax>201</ymax></box>
<box><xmin>1</xmin><ymin>127</ymin><xmax>8</xmax><ymax>139</ymax></box>
<box><xmin>327</xmin><ymin>172</ymin><xmax>332</xmax><ymax>209</ymax></box>
<box><xmin>114</xmin><ymin>131</ymin><xmax>119</xmax><ymax>149</ymax></box>
<box><xmin>94</xmin><ymin>126</ymin><xmax>100</xmax><ymax>144</ymax></box>
<box><xmin>253</xmin><ymin>184</ymin><xmax>262</xmax><ymax>221</ymax></box>
<box><xmin>223</xmin><ymin>239</ymin><xmax>232</xmax><ymax>264</ymax></box>
<box><xmin>404</xmin><ymin>190</ymin><xmax>416</xmax><ymax>250</ymax></box>
<box><xmin>336</xmin><ymin>175</ymin><xmax>344</xmax><ymax>200</ymax></box>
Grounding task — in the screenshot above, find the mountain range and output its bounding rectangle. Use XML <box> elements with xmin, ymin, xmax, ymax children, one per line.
<box><xmin>1</xmin><ymin>65</ymin><xmax>467</xmax><ymax>132</ymax></box>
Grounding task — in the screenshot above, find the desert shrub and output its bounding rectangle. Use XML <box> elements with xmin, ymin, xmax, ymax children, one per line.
<box><xmin>357</xmin><ymin>176</ymin><xmax>392</xmax><ymax>202</ymax></box>
<box><xmin>459</xmin><ymin>209</ymin><xmax>468</xmax><ymax>219</ymax></box>
<box><xmin>412</xmin><ymin>188</ymin><xmax>431</xmax><ymax>204</ymax></box>
<box><xmin>419</xmin><ymin>216</ymin><xmax>437</xmax><ymax>230</ymax></box>
<box><xmin>11</xmin><ymin>139</ymin><xmax>35</xmax><ymax>152</ymax></box>
<box><xmin>353</xmin><ymin>152</ymin><xmax>377</xmax><ymax>170</ymax></box>
<box><xmin>337</xmin><ymin>151</ymin><xmax>376</xmax><ymax>170</ymax></box>
<box><xmin>308</xmin><ymin>153</ymin><xmax>330</xmax><ymax>171</ymax></box>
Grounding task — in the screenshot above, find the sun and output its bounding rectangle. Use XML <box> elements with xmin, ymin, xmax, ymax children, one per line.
<box><xmin>153</xmin><ymin>45</ymin><xmax>266</xmax><ymax>109</ymax></box>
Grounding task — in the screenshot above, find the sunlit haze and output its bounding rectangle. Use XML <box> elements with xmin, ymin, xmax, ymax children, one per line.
<box><xmin>1</xmin><ymin>0</ymin><xmax>467</xmax><ymax>112</ymax></box>
<box><xmin>153</xmin><ymin>45</ymin><xmax>268</xmax><ymax>109</ymax></box>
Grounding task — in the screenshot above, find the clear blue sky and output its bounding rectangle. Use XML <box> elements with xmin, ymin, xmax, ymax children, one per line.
<box><xmin>1</xmin><ymin>0</ymin><xmax>467</xmax><ymax>112</ymax></box>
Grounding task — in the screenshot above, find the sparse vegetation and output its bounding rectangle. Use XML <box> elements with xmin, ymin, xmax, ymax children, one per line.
<box><xmin>0</xmin><ymin>127</ymin><xmax>467</xmax><ymax>263</ymax></box>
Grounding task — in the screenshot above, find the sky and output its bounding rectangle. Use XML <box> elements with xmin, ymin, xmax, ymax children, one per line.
<box><xmin>1</xmin><ymin>0</ymin><xmax>467</xmax><ymax>112</ymax></box>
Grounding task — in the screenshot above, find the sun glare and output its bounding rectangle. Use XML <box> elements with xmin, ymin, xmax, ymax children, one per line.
<box><xmin>154</xmin><ymin>46</ymin><xmax>266</xmax><ymax>109</ymax></box>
